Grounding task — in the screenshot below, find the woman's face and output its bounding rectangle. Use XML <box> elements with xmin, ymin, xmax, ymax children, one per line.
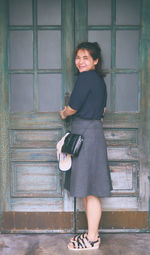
<box><xmin>75</xmin><ymin>49</ymin><xmax>98</xmax><ymax>73</ymax></box>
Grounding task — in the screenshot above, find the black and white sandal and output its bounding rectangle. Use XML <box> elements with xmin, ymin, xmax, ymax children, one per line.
<box><xmin>68</xmin><ymin>235</ymin><xmax>100</xmax><ymax>251</ymax></box>
<box><xmin>70</xmin><ymin>232</ymin><xmax>101</xmax><ymax>243</ymax></box>
<box><xmin>70</xmin><ymin>233</ymin><xmax>87</xmax><ymax>242</ymax></box>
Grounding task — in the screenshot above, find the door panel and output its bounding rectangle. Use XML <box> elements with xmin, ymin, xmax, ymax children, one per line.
<box><xmin>115</xmin><ymin>74</ymin><xmax>139</xmax><ymax>112</ymax></box>
<box><xmin>105</xmin><ymin>128</ymin><xmax>138</xmax><ymax>145</ymax></box>
<box><xmin>88</xmin><ymin>31</ymin><xmax>111</xmax><ymax>69</ymax></box>
<box><xmin>88</xmin><ymin>0</ymin><xmax>111</xmax><ymax>25</ymax></box>
<box><xmin>10</xmin><ymin>130</ymin><xmax>60</xmax><ymax>148</ymax></box>
<box><xmin>116</xmin><ymin>0</ymin><xmax>141</xmax><ymax>25</ymax></box>
<box><xmin>9</xmin><ymin>0</ymin><xmax>33</xmax><ymax>25</ymax></box>
<box><xmin>110</xmin><ymin>162</ymin><xmax>138</xmax><ymax>195</ymax></box>
<box><xmin>8</xmin><ymin>0</ymin><xmax>65</xmax><ymax>213</ymax></box>
<box><xmin>38</xmin><ymin>74</ymin><xmax>62</xmax><ymax>112</ymax></box>
<box><xmin>11</xmin><ymin>162</ymin><xmax>62</xmax><ymax>198</ymax></box>
<box><xmin>10</xmin><ymin>74</ymin><xmax>34</xmax><ymax>112</ymax></box>
<box><xmin>38</xmin><ymin>31</ymin><xmax>61</xmax><ymax>69</ymax></box>
<box><xmin>116</xmin><ymin>31</ymin><xmax>139</xmax><ymax>69</ymax></box>
<box><xmin>37</xmin><ymin>0</ymin><xmax>61</xmax><ymax>25</ymax></box>
<box><xmin>9</xmin><ymin>31</ymin><xmax>33</xmax><ymax>69</ymax></box>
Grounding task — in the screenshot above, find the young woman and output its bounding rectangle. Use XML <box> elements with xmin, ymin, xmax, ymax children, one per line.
<box><xmin>60</xmin><ymin>42</ymin><xmax>112</xmax><ymax>251</ymax></box>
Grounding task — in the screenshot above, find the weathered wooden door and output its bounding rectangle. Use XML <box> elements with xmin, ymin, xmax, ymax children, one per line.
<box><xmin>76</xmin><ymin>0</ymin><xmax>149</xmax><ymax>231</ymax></box>
<box><xmin>1</xmin><ymin>0</ymin><xmax>75</xmax><ymax>232</ymax></box>
<box><xmin>0</xmin><ymin>0</ymin><xmax>150</xmax><ymax>232</ymax></box>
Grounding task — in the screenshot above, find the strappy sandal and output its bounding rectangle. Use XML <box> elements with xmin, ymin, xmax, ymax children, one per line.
<box><xmin>68</xmin><ymin>235</ymin><xmax>100</xmax><ymax>251</ymax></box>
<box><xmin>70</xmin><ymin>232</ymin><xmax>101</xmax><ymax>243</ymax></box>
<box><xmin>70</xmin><ymin>233</ymin><xmax>87</xmax><ymax>242</ymax></box>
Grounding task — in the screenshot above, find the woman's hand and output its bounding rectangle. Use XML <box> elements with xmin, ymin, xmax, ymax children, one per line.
<box><xmin>60</xmin><ymin>107</ymin><xmax>67</xmax><ymax>120</ymax></box>
<box><xmin>59</xmin><ymin>106</ymin><xmax>77</xmax><ymax>120</ymax></box>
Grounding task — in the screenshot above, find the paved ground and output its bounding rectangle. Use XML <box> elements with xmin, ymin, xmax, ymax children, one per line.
<box><xmin>0</xmin><ymin>233</ymin><xmax>150</xmax><ymax>255</ymax></box>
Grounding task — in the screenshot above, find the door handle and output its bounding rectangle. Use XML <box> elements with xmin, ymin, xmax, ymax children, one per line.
<box><xmin>64</xmin><ymin>92</ymin><xmax>70</xmax><ymax>106</ymax></box>
<box><xmin>64</xmin><ymin>92</ymin><xmax>71</xmax><ymax>129</ymax></box>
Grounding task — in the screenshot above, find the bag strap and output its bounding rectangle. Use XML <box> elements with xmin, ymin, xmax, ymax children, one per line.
<box><xmin>82</xmin><ymin>120</ymin><xmax>95</xmax><ymax>136</ymax></box>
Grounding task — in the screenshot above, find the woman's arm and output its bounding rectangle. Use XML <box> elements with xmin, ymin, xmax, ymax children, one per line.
<box><xmin>60</xmin><ymin>106</ymin><xmax>77</xmax><ymax>120</ymax></box>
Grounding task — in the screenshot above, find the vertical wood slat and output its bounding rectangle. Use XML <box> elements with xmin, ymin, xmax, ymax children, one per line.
<box><xmin>33</xmin><ymin>0</ymin><xmax>38</xmax><ymax>112</ymax></box>
<box><xmin>75</xmin><ymin>0</ymin><xmax>88</xmax><ymax>46</ymax></box>
<box><xmin>111</xmin><ymin>0</ymin><xmax>116</xmax><ymax>112</ymax></box>
<box><xmin>62</xmin><ymin>0</ymin><xmax>75</xmax><ymax>95</ymax></box>
<box><xmin>0</xmin><ymin>0</ymin><xmax>10</xmax><ymax>213</ymax></box>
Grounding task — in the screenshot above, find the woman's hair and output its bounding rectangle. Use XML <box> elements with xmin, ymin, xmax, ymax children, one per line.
<box><xmin>75</xmin><ymin>42</ymin><xmax>106</xmax><ymax>77</ymax></box>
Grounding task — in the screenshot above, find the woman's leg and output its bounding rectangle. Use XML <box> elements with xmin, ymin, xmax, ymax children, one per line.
<box><xmin>68</xmin><ymin>195</ymin><xmax>101</xmax><ymax>249</ymax></box>
<box><xmin>72</xmin><ymin>196</ymin><xmax>101</xmax><ymax>241</ymax></box>
<box><xmin>84</xmin><ymin>195</ymin><xmax>102</xmax><ymax>241</ymax></box>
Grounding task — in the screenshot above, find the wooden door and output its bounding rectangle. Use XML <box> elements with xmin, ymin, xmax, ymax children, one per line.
<box><xmin>0</xmin><ymin>0</ymin><xmax>150</xmax><ymax>233</ymax></box>
<box><xmin>8</xmin><ymin>0</ymin><xmax>72</xmax><ymax>211</ymax></box>
<box><xmin>76</xmin><ymin>0</ymin><xmax>149</xmax><ymax>231</ymax></box>
<box><xmin>1</xmin><ymin>0</ymin><xmax>75</xmax><ymax>233</ymax></box>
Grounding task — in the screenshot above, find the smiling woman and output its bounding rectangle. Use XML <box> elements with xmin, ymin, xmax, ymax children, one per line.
<box><xmin>75</xmin><ymin>49</ymin><xmax>98</xmax><ymax>72</ymax></box>
<box><xmin>60</xmin><ymin>42</ymin><xmax>112</xmax><ymax>250</ymax></box>
<box><xmin>75</xmin><ymin>42</ymin><xmax>106</xmax><ymax>77</ymax></box>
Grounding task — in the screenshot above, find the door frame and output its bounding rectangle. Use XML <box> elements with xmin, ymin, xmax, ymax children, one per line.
<box><xmin>0</xmin><ymin>0</ymin><xmax>150</xmax><ymax>233</ymax></box>
<box><xmin>0</xmin><ymin>0</ymin><xmax>10</xmax><ymax>218</ymax></box>
<box><xmin>141</xmin><ymin>0</ymin><xmax>150</xmax><ymax>230</ymax></box>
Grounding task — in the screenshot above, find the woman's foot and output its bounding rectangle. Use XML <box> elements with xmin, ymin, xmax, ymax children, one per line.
<box><xmin>70</xmin><ymin>232</ymin><xmax>101</xmax><ymax>243</ymax></box>
<box><xmin>68</xmin><ymin>235</ymin><xmax>100</xmax><ymax>251</ymax></box>
<box><xmin>70</xmin><ymin>233</ymin><xmax>87</xmax><ymax>242</ymax></box>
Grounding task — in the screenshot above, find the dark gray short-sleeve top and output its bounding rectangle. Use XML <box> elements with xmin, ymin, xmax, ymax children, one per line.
<box><xmin>69</xmin><ymin>70</ymin><xmax>107</xmax><ymax>120</ymax></box>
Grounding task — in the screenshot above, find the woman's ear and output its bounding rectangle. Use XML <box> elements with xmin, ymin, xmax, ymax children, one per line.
<box><xmin>94</xmin><ymin>58</ymin><xmax>98</xmax><ymax>66</ymax></box>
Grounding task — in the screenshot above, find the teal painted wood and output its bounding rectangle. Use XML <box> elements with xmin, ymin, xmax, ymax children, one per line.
<box><xmin>88</xmin><ymin>25</ymin><xmax>141</xmax><ymax>30</ymax></box>
<box><xmin>111</xmin><ymin>0</ymin><xmax>116</xmax><ymax>112</ymax></box>
<box><xmin>33</xmin><ymin>0</ymin><xmax>38</xmax><ymax>112</ymax></box>
<box><xmin>62</xmin><ymin>0</ymin><xmax>75</xmax><ymax>97</ymax></box>
<box><xmin>8</xmin><ymin>69</ymin><xmax>62</xmax><ymax>74</ymax></box>
<box><xmin>11</xmin><ymin>162</ymin><xmax>62</xmax><ymax>198</ymax></box>
<box><xmin>110</xmin><ymin>162</ymin><xmax>138</xmax><ymax>196</ymax></box>
<box><xmin>0</xmin><ymin>0</ymin><xmax>10</xmax><ymax>217</ymax></box>
<box><xmin>9</xmin><ymin>129</ymin><xmax>62</xmax><ymax>147</ymax></box>
<box><xmin>9</xmin><ymin>26</ymin><xmax>61</xmax><ymax>31</ymax></box>
<box><xmin>75</xmin><ymin>0</ymin><xmax>88</xmax><ymax>46</ymax></box>
<box><xmin>9</xmin><ymin>113</ymin><xmax>63</xmax><ymax>129</ymax></box>
<box><xmin>141</xmin><ymin>0</ymin><xmax>150</xmax><ymax>229</ymax></box>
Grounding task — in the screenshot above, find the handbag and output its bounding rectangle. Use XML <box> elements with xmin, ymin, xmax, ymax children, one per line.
<box><xmin>61</xmin><ymin>132</ymin><xmax>84</xmax><ymax>157</ymax></box>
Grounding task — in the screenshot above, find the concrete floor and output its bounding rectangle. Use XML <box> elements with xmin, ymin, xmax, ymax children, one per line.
<box><xmin>0</xmin><ymin>233</ymin><xmax>150</xmax><ymax>255</ymax></box>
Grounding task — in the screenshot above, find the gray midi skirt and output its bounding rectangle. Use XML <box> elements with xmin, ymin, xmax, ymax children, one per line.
<box><xmin>64</xmin><ymin>118</ymin><xmax>112</xmax><ymax>198</ymax></box>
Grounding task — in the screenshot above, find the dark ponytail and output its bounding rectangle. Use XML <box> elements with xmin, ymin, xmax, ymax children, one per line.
<box><xmin>75</xmin><ymin>42</ymin><xmax>106</xmax><ymax>77</ymax></box>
